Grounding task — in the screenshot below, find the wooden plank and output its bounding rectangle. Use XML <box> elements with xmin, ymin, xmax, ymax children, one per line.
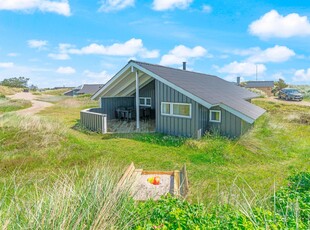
<box><xmin>180</xmin><ymin>164</ymin><xmax>189</xmax><ymax>197</ymax></box>
<box><xmin>141</xmin><ymin>171</ymin><xmax>174</xmax><ymax>175</ymax></box>
<box><xmin>116</xmin><ymin>162</ymin><xmax>135</xmax><ymax>190</ymax></box>
<box><xmin>173</xmin><ymin>170</ymin><xmax>180</xmax><ymax>196</ymax></box>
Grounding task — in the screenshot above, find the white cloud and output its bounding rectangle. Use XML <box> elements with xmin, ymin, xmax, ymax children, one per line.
<box><xmin>217</xmin><ymin>61</ymin><xmax>266</xmax><ymax>77</ymax></box>
<box><xmin>0</xmin><ymin>62</ymin><xmax>14</xmax><ymax>68</ymax></box>
<box><xmin>48</xmin><ymin>53</ymin><xmax>70</xmax><ymax>60</ymax></box>
<box><xmin>28</xmin><ymin>39</ymin><xmax>48</xmax><ymax>49</ymax></box>
<box><xmin>99</xmin><ymin>0</ymin><xmax>134</xmax><ymax>12</ymax></box>
<box><xmin>160</xmin><ymin>45</ymin><xmax>207</xmax><ymax>66</ymax></box>
<box><xmin>0</xmin><ymin>0</ymin><xmax>71</xmax><ymax>16</ymax></box>
<box><xmin>83</xmin><ymin>70</ymin><xmax>112</xmax><ymax>83</ymax></box>
<box><xmin>152</xmin><ymin>0</ymin><xmax>193</xmax><ymax>11</ymax></box>
<box><xmin>7</xmin><ymin>53</ymin><xmax>19</xmax><ymax>57</ymax></box>
<box><xmin>56</xmin><ymin>66</ymin><xmax>76</xmax><ymax>74</ymax></box>
<box><xmin>202</xmin><ymin>4</ymin><xmax>212</xmax><ymax>13</ymax></box>
<box><xmin>68</xmin><ymin>38</ymin><xmax>159</xmax><ymax>58</ymax></box>
<box><xmin>230</xmin><ymin>47</ymin><xmax>261</xmax><ymax>56</ymax></box>
<box><xmin>247</xmin><ymin>45</ymin><xmax>295</xmax><ymax>63</ymax></box>
<box><xmin>249</xmin><ymin>10</ymin><xmax>310</xmax><ymax>39</ymax></box>
<box><xmin>293</xmin><ymin>68</ymin><xmax>310</xmax><ymax>82</ymax></box>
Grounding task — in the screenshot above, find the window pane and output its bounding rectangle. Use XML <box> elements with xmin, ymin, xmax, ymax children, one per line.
<box><xmin>173</xmin><ymin>104</ymin><xmax>190</xmax><ymax>116</ymax></box>
<box><xmin>162</xmin><ymin>103</ymin><xmax>170</xmax><ymax>114</ymax></box>
<box><xmin>146</xmin><ymin>98</ymin><xmax>151</xmax><ymax>105</ymax></box>
<box><xmin>211</xmin><ymin>111</ymin><xmax>220</xmax><ymax>121</ymax></box>
<box><xmin>139</xmin><ymin>98</ymin><xmax>144</xmax><ymax>105</ymax></box>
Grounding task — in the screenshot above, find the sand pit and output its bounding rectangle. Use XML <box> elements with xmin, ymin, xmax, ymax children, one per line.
<box><xmin>132</xmin><ymin>174</ymin><xmax>174</xmax><ymax>200</ymax></box>
<box><xmin>117</xmin><ymin>163</ymin><xmax>189</xmax><ymax>201</ymax></box>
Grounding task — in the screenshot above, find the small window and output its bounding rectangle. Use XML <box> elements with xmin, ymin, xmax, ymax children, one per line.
<box><xmin>209</xmin><ymin>110</ymin><xmax>221</xmax><ymax>122</ymax></box>
<box><xmin>161</xmin><ymin>102</ymin><xmax>170</xmax><ymax>115</ymax></box>
<box><xmin>161</xmin><ymin>102</ymin><xmax>191</xmax><ymax>118</ymax></box>
<box><xmin>139</xmin><ymin>97</ymin><xmax>151</xmax><ymax>107</ymax></box>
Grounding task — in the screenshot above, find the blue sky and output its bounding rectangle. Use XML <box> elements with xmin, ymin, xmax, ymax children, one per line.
<box><xmin>0</xmin><ymin>0</ymin><xmax>309</xmax><ymax>88</ymax></box>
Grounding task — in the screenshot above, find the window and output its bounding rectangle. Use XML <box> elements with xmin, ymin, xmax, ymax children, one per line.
<box><xmin>139</xmin><ymin>97</ymin><xmax>151</xmax><ymax>107</ymax></box>
<box><xmin>161</xmin><ymin>102</ymin><xmax>191</xmax><ymax>118</ymax></box>
<box><xmin>209</xmin><ymin>110</ymin><xmax>221</xmax><ymax>122</ymax></box>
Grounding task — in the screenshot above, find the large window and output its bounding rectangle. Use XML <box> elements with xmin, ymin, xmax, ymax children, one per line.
<box><xmin>161</xmin><ymin>102</ymin><xmax>191</xmax><ymax>118</ymax></box>
<box><xmin>209</xmin><ymin>110</ymin><xmax>221</xmax><ymax>122</ymax></box>
<box><xmin>139</xmin><ymin>97</ymin><xmax>151</xmax><ymax>107</ymax></box>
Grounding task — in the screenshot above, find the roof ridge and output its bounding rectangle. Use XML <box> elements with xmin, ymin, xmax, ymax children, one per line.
<box><xmin>129</xmin><ymin>60</ymin><xmax>218</xmax><ymax>78</ymax></box>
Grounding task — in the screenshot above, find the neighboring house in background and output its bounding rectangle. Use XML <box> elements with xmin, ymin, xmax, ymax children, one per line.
<box><xmin>245</xmin><ymin>81</ymin><xmax>274</xmax><ymax>96</ymax></box>
<box><xmin>83</xmin><ymin>60</ymin><xmax>266</xmax><ymax>138</ymax></box>
<box><xmin>64</xmin><ymin>84</ymin><xmax>104</xmax><ymax>96</ymax></box>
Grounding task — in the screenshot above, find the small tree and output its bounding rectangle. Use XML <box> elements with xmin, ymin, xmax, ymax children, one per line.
<box><xmin>272</xmin><ymin>79</ymin><xmax>288</xmax><ymax>96</ymax></box>
<box><xmin>0</xmin><ymin>77</ymin><xmax>29</xmax><ymax>88</ymax></box>
<box><xmin>29</xmin><ymin>84</ymin><xmax>38</xmax><ymax>91</ymax></box>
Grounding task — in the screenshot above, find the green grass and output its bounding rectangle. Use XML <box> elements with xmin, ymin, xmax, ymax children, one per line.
<box><xmin>0</xmin><ymin>98</ymin><xmax>32</xmax><ymax>114</ymax></box>
<box><xmin>0</xmin><ymin>96</ymin><xmax>309</xmax><ymax>228</ymax></box>
<box><xmin>0</xmin><ymin>96</ymin><xmax>309</xmax><ymax>204</ymax></box>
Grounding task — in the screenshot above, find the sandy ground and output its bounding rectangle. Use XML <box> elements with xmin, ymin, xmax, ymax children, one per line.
<box><xmin>256</xmin><ymin>96</ymin><xmax>310</xmax><ymax>107</ymax></box>
<box><xmin>132</xmin><ymin>174</ymin><xmax>174</xmax><ymax>201</ymax></box>
<box><xmin>7</xmin><ymin>92</ymin><xmax>53</xmax><ymax>115</ymax></box>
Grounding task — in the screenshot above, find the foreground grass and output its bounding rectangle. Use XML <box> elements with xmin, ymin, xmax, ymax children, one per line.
<box><xmin>0</xmin><ymin>97</ymin><xmax>32</xmax><ymax>114</ymax></box>
<box><xmin>0</xmin><ymin>96</ymin><xmax>309</xmax><ymax>205</ymax></box>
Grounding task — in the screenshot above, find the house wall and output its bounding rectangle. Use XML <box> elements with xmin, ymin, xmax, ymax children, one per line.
<box><xmin>208</xmin><ymin>106</ymin><xmax>253</xmax><ymax>137</ymax></box>
<box><xmin>132</xmin><ymin>80</ymin><xmax>155</xmax><ymax>109</ymax></box>
<box><xmin>101</xmin><ymin>97</ymin><xmax>135</xmax><ymax>120</ymax></box>
<box><xmin>155</xmin><ymin>80</ymin><xmax>200</xmax><ymax>138</ymax></box>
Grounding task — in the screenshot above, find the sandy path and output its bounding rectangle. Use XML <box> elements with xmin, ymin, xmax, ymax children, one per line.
<box><xmin>7</xmin><ymin>92</ymin><xmax>53</xmax><ymax>115</ymax></box>
<box><xmin>256</xmin><ymin>96</ymin><xmax>310</xmax><ymax>107</ymax></box>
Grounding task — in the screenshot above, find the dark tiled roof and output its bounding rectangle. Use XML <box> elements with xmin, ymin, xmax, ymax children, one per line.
<box><xmin>78</xmin><ymin>84</ymin><xmax>104</xmax><ymax>95</ymax></box>
<box><xmin>246</xmin><ymin>81</ymin><xmax>274</xmax><ymax>88</ymax></box>
<box><xmin>132</xmin><ymin>61</ymin><xmax>265</xmax><ymax>121</ymax></box>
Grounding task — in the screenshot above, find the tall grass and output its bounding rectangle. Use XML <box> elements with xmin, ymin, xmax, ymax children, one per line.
<box><xmin>0</xmin><ymin>98</ymin><xmax>32</xmax><ymax>114</ymax></box>
<box><xmin>0</xmin><ymin>167</ymin><xmax>135</xmax><ymax>229</ymax></box>
<box><xmin>0</xmin><ymin>86</ymin><xmax>22</xmax><ymax>95</ymax></box>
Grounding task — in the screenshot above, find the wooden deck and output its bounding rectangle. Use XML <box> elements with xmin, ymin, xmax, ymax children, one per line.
<box><xmin>107</xmin><ymin>119</ymin><xmax>155</xmax><ymax>133</ymax></box>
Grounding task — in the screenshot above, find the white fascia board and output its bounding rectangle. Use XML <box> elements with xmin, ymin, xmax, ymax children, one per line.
<box><xmin>91</xmin><ymin>62</ymin><xmax>132</xmax><ymax>100</ymax></box>
<box><xmin>219</xmin><ymin>104</ymin><xmax>255</xmax><ymax>124</ymax></box>
<box><xmin>131</xmin><ymin>63</ymin><xmax>213</xmax><ymax>109</ymax></box>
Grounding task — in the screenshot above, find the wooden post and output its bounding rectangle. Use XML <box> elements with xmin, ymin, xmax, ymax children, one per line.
<box><xmin>102</xmin><ymin>115</ymin><xmax>107</xmax><ymax>134</ymax></box>
<box><xmin>135</xmin><ymin>70</ymin><xmax>140</xmax><ymax>130</ymax></box>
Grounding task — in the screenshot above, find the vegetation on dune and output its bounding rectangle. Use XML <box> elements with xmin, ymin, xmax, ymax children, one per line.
<box><xmin>292</xmin><ymin>85</ymin><xmax>310</xmax><ymax>100</ymax></box>
<box><xmin>0</xmin><ymin>76</ymin><xmax>29</xmax><ymax>88</ymax></box>
<box><xmin>0</xmin><ymin>95</ymin><xmax>309</xmax><ymax>228</ymax></box>
<box><xmin>0</xmin><ymin>85</ymin><xmax>22</xmax><ymax>96</ymax></box>
<box><xmin>0</xmin><ymin>97</ymin><xmax>32</xmax><ymax>114</ymax></box>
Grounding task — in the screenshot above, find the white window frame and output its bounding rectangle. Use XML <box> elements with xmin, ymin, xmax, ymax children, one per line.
<box><xmin>139</xmin><ymin>97</ymin><xmax>151</xmax><ymax>107</ymax></box>
<box><xmin>209</xmin><ymin>110</ymin><xmax>221</xmax><ymax>122</ymax></box>
<box><xmin>161</xmin><ymin>102</ymin><xmax>192</xmax><ymax>118</ymax></box>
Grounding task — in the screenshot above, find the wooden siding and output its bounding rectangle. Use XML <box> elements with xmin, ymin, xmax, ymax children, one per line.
<box><xmin>208</xmin><ymin>106</ymin><xmax>253</xmax><ymax>137</ymax></box>
<box><xmin>155</xmin><ymin>80</ymin><xmax>199</xmax><ymax>137</ymax></box>
<box><xmin>198</xmin><ymin>104</ymin><xmax>209</xmax><ymax>136</ymax></box>
<box><xmin>135</xmin><ymin>80</ymin><xmax>155</xmax><ymax>109</ymax></box>
<box><xmin>101</xmin><ymin>97</ymin><xmax>135</xmax><ymax>120</ymax></box>
<box><xmin>80</xmin><ymin>109</ymin><xmax>107</xmax><ymax>133</ymax></box>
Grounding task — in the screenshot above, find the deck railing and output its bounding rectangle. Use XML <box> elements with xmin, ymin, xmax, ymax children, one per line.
<box><xmin>80</xmin><ymin>108</ymin><xmax>107</xmax><ymax>134</ymax></box>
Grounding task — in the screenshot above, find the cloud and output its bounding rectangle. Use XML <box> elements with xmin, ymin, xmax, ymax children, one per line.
<box><xmin>159</xmin><ymin>45</ymin><xmax>207</xmax><ymax>65</ymax></box>
<box><xmin>293</xmin><ymin>68</ymin><xmax>310</xmax><ymax>82</ymax></box>
<box><xmin>56</xmin><ymin>66</ymin><xmax>76</xmax><ymax>74</ymax></box>
<box><xmin>83</xmin><ymin>70</ymin><xmax>112</xmax><ymax>83</ymax></box>
<box><xmin>48</xmin><ymin>53</ymin><xmax>70</xmax><ymax>60</ymax></box>
<box><xmin>217</xmin><ymin>61</ymin><xmax>266</xmax><ymax>77</ymax></box>
<box><xmin>152</xmin><ymin>0</ymin><xmax>193</xmax><ymax>11</ymax></box>
<box><xmin>0</xmin><ymin>0</ymin><xmax>71</xmax><ymax>16</ymax></box>
<box><xmin>28</xmin><ymin>39</ymin><xmax>48</xmax><ymax>49</ymax></box>
<box><xmin>247</xmin><ymin>45</ymin><xmax>295</xmax><ymax>63</ymax></box>
<box><xmin>249</xmin><ymin>10</ymin><xmax>310</xmax><ymax>39</ymax></box>
<box><xmin>7</xmin><ymin>53</ymin><xmax>20</xmax><ymax>57</ymax></box>
<box><xmin>67</xmin><ymin>38</ymin><xmax>159</xmax><ymax>58</ymax></box>
<box><xmin>99</xmin><ymin>0</ymin><xmax>134</xmax><ymax>12</ymax></box>
<box><xmin>0</xmin><ymin>62</ymin><xmax>14</xmax><ymax>68</ymax></box>
<box><xmin>272</xmin><ymin>72</ymin><xmax>285</xmax><ymax>81</ymax></box>
<box><xmin>202</xmin><ymin>4</ymin><xmax>212</xmax><ymax>13</ymax></box>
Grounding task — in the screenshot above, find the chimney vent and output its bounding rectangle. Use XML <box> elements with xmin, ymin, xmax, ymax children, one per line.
<box><xmin>237</xmin><ymin>76</ymin><xmax>240</xmax><ymax>86</ymax></box>
<box><xmin>182</xmin><ymin>62</ymin><xmax>186</xmax><ymax>70</ymax></box>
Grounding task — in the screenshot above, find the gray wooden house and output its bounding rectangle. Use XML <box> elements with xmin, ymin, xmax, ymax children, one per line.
<box><xmin>81</xmin><ymin>60</ymin><xmax>265</xmax><ymax>138</ymax></box>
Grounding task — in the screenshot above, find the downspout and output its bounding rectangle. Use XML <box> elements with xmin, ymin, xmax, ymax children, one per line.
<box><xmin>135</xmin><ymin>69</ymin><xmax>140</xmax><ymax>130</ymax></box>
